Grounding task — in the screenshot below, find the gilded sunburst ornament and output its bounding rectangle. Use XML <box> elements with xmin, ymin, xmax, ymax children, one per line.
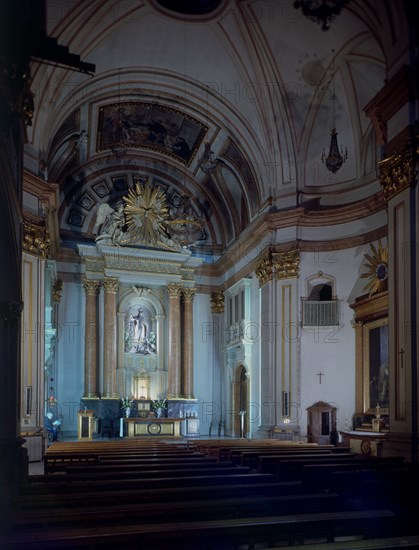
<box><xmin>123</xmin><ymin>180</ymin><xmax>170</xmax><ymax>248</ymax></box>
<box><xmin>360</xmin><ymin>240</ymin><xmax>388</xmax><ymax>296</ymax></box>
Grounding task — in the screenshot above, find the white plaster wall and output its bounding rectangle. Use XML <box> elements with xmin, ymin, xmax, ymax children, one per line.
<box><xmin>56</xmin><ymin>280</ymin><xmax>85</xmax><ymax>436</ymax></box>
<box><xmin>298</xmin><ymin>245</ymin><xmax>369</xmax><ymax>438</ymax></box>
<box><xmin>193</xmin><ymin>292</ymin><xmax>214</xmax><ymax>435</ymax></box>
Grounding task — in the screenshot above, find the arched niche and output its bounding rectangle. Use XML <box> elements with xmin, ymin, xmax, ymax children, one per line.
<box><xmin>117</xmin><ymin>287</ymin><xmax>166</xmax><ymax>399</ymax></box>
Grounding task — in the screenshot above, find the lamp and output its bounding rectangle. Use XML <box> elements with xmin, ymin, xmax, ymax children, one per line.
<box><xmin>166</xmin><ymin>194</ymin><xmax>204</xmax><ymax>247</ymax></box>
<box><xmin>321</xmin><ymin>51</ymin><xmax>348</xmax><ymax>173</ymax></box>
<box><xmin>293</xmin><ymin>0</ymin><xmax>350</xmax><ymax>31</ymax></box>
<box><xmin>110</xmin><ymin>68</ymin><xmax>128</xmax><ymax>159</ymax></box>
<box><xmin>200</xmin><ymin>142</ymin><xmax>217</xmax><ymax>174</ymax></box>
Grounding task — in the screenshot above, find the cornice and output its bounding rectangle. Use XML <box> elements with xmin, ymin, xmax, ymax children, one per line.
<box><xmin>363</xmin><ymin>64</ymin><xmax>417</xmax><ymax>145</ymax></box>
<box><xmin>349</xmin><ymin>291</ymin><xmax>388</xmax><ymax>323</ymax></box>
<box><xmin>197</xmin><ymin>194</ymin><xmax>385</xmax><ymax>280</ymax></box>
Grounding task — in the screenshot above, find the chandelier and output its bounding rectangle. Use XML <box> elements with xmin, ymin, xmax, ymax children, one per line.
<box><xmin>166</xmin><ymin>195</ymin><xmax>204</xmax><ymax>247</ymax></box>
<box><xmin>200</xmin><ymin>142</ymin><xmax>217</xmax><ymax>174</ymax></box>
<box><xmin>110</xmin><ymin>69</ymin><xmax>128</xmax><ymax>159</ymax></box>
<box><xmin>293</xmin><ymin>0</ymin><xmax>350</xmax><ymax>31</ymax></box>
<box><xmin>321</xmin><ymin>128</ymin><xmax>347</xmax><ymax>173</ymax></box>
<box><xmin>321</xmin><ymin>51</ymin><xmax>347</xmax><ymax>173</ymax></box>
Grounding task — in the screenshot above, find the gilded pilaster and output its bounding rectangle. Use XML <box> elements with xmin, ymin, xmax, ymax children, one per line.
<box><xmin>83</xmin><ymin>280</ymin><xmax>101</xmax><ymax>398</ymax></box>
<box><xmin>102</xmin><ymin>277</ymin><xmax>119</xmax><ymax>399</ymax></box>
<box><xmin>182</xmin><ymin>287</ymin><xmax>196</xmax><ymax>399</ymax></box>
<box><xmin>167</xmin><ymin>283</ymin><xmax>182</xmax><ymax>398</ymax></box>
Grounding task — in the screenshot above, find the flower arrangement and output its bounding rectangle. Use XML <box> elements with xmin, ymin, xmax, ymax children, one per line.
<box><xmin>120</xmin><ymin>397</ymin><xmax>134</xmax><ymax>410</ymax></box>
<box><xmin>152</xmin><ymin>398</ymin><xmax>167</xmax><ymax>411</ymax></box>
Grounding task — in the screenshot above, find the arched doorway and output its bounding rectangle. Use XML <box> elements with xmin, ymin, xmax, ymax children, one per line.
<box><xmin>232</xmin><ymin>365</ymin><xmax>249</xmax><ymax>437</ymax></box>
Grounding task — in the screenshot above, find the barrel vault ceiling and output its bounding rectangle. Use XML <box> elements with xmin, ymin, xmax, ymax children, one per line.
<box><xmin>24</xmin><ymin>0</ymin><xmax>408</xmax><ymax>261</ymax></box>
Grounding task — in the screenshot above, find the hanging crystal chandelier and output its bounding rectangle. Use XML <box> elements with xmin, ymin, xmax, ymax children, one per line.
<box><xmin>110</xmin><ymin>68</ymin><xmax>128</xmax><ymax>159</ymax></box>
<box><xmin>321</xmin><ymin>128</ymin><xmax>347</xmax><ymax>173</ymax></box>
<box><xmin>321</xmin><ymin>51</ymin><xmax>348</xmax><ymax>173</ymax></box>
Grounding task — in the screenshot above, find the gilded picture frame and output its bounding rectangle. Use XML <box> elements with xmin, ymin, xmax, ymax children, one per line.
<box><xmin>362</xmin><ymin>317</ymin><xmax>389</xmax><ymax>415</ymax></box>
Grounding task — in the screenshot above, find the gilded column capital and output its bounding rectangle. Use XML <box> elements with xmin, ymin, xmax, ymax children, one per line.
<box><xmin>167</xmin><ymin>283</ymin><xmax>183</xmax><ymax>297</ymax></box>
<box><xmin>210</xmin><ymin>291</ymin><xmax>225</xmax><ymax>313</ymax></box>
<box><xmin>83</xmin><ymin>279</ymin><xmax>101</xmax><ymax>295</ymax></box>
<box><xmin>255</xmin><ymin>252</ymin><xmax>273</xmax><ymax>287</ymax></box>
<box><xmin>102</xmin><ymin>277</ymin><xmax>119</xmax><ymax>294</ymax></box>
<box><xmin>182</xmin><ymin>287</ymin><xmax>196</xmax><ymax>302</ymax></box>
<box><xmin>23</xmin><ymin>220</ymin><xmax>50</xmax><ymax>259</ymax></box>
<box><xmin>379</xmin><ymin>147</ymin><xmax>416</xmax><ymax>201</ymax></box>
<box><xmin>52</xmin><ymin>279</ymin><xmax>63</xmax><ymax>303</ymax></box>
<box><xmin>273</xmin><ymin>249</ymin><xmax>300</xmax><ymax>280</ymax></box>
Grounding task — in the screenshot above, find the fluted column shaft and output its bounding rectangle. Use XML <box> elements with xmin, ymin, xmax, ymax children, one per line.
<box><xmin>102</xmin><ymin>277</ymin><xmax>119</xmax><ymax>398</ymax></box>
<box><xmin>182</xmin><ymin>287</ymin><xmax>196</xmax><ymax>398</ymax></box>
<box><xmin>83</xmin><ymin>280</ymin><xmax>101</xmax><ymax>398</ymax></box>
<box><xmin>167</xmin><ymin>283</ymin><xmax>182</xmax><ymax>398</ymax></box>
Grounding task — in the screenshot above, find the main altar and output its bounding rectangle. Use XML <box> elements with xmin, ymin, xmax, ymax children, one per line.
<box><xmin>123</xmin><ymin>417</ymin><xmax>184</xmax><ymax>437</ymax></box>
<box><xmin>76</xmin><ymin>179</ymin><xmax>203</xmax><ymax>435</ymax></box>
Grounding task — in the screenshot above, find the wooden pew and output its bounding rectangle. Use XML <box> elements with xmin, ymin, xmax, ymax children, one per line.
<box><xmin>257</xmin><ymin>452</ymin><xmax>356</xmax><ymax>478</ymax></box>
<box><xmin>2</xmin><ymin>509</ymin><xmax>399</xmax><ymax>549</ymax></box>
<box><xmin>30</xmin><ymin>465</ymin><xmax>254</xmax><ymax>484</ymax></box>
<box><xmin>44</xmin><ymin>451</ymin><xmax>208</xmax><ymax>473</ymax></box>
<box><xmin>228</xmin><ymin>446</ymin><xmax>331</xmax><ymax>465</ymax></box>
<box><xmin>13</xmin><ymin>480</ymin><xmax>306</xmax><ymax>511</ymax></box>
<box><xmin>240</xmin><ymin>449</ymin><xmax>354</xmax><ymax>473</ymax></box>
<box><xmin>4</xmin><ymin>492</ymin><xmax>350</xmax><ymax>529</ymax></box>
<box><xmin>270</xmin><ymin>535</ymin><xmax>419</xmax><ymax>550</ymax></box>
<box><xmin>301</xmin><ymin>456</ymin><xmax>408</xmax><ymax>491</ymax></box>
<box><xmin>22</xmin><ymin>471</ymin><xmax>277</xmax><ymax>496</ymax></box>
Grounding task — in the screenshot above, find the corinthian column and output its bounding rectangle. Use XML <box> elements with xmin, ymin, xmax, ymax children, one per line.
<box><xmin>83</xmin><ymin>280</ymin><xmax>101</xmax><ymax>398</ymax></box>
<box><xmin>167</xmin><ymin>283</ymin><xmax>182</xmax><ymax>398</ymax></box>
<box><xmin>102</xmin><ymin>277</ymin><xmax>119</xmax><ymax>399</ymax></box>
<box><xmin>182</xmin><ymin>287</ymin><xmax>196</xmax><ymax>398</ymax></box>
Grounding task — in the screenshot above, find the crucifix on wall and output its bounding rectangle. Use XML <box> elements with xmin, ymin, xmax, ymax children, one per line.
<box><xmin>316</xmin><ymin>372</ymin><xmax>324</xmax><ymax>384</ymax></box>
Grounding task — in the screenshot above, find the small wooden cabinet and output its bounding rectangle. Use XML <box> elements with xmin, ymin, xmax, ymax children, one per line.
<box><xmin>307</xmin><ymin>401</ymin><xmax>337</xmax><ymax>445</ymax></box>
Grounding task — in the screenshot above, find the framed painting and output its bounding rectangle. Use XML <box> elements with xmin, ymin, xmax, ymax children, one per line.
<box><xmin>362</xmin><ymin>317</ymin><xmax>389</xmax><ymax>414</ymax></box>
<box><xmin>96</xmin><ymin>102</ymin><xmax>207</xmax><ymax>166</ymax></box>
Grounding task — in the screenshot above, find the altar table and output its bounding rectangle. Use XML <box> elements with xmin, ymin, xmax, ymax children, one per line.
<box><xmin>123</xmin><ymin>417</ymin><xmax>183</xmax><ymax>437</ymax></box>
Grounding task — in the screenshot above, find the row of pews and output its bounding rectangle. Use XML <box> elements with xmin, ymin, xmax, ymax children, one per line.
<box><xmin>1</xmin><ymin>438</ymin><xmax>419</xmax><ymax>549</ymax></box>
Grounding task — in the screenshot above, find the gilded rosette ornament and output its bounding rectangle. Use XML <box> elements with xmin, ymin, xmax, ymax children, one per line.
<box><xmin>210</xmin><ymin>291</ymin><xmax>225</xmax><ymax>313</ymax></box>
<box><xmin>379</xmin><ymin>148</ymin><xmax>416</xmax><ymax>200</ymax></box>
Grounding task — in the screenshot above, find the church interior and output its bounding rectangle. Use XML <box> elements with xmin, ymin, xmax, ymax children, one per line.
<box><xmin>1</xmin><ymin>0</ymin><xmax>419</xmax><ymax>547</ymax></box>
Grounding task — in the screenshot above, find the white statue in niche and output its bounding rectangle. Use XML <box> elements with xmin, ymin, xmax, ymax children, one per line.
<box><xmin>125</xmin><ymin>306</ymin><xmax>156</xmax><ymax>355</ymax></box>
